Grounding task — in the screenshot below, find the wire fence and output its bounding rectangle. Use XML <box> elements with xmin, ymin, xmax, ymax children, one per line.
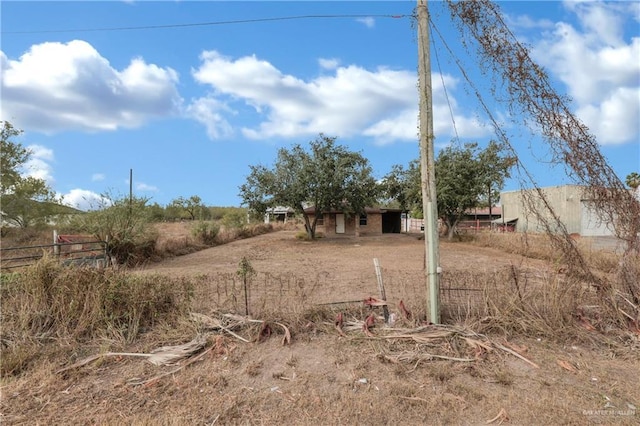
<box><xmin>1</xmin><ymin>234</ymin><xmax>108</xmax><ymax>271</ymax></box>
<box><xmin>406</xmin><ymin>218</ymin><xmax>515</xmax><ymax>234</ymax></box>
<box><xmin>188</xmin><ymin>266</ymin><xmax>530</xmax><ymax>322</ymax></box>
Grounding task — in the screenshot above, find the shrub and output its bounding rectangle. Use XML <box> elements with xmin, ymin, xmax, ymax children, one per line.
<box><xmin>250</xmin><ymin>223</ymin><xmax>273</xmax><ymax>236</ymax></box>
<box><xmin>65</xmin><ymin>193</ymin><xmax>158</xmax><ymax>266</ymax></box>
<box><xmin>191</xmin><ymin>221</ymin><xmax>220</xmax><ymax>245</ymax></box>
<box><xmin>295</xmin><ymin>230</ymin><xmax>310</xmax><ymax>240</ymax></box>
<box><xmin>222</xmin><ymin>210</ymin><xmax>248</xmax><ymax>230</ymax></box>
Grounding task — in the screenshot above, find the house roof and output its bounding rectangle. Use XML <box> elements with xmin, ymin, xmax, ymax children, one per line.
<box><xmin>492</xmin><ymin>217</ymin><xmax>518</xmax><ymax>224</ymax></box>
<box><xmin>303</xmin><ymin>206</ymin><xmax>405</xmax><ymax>214</ymax></box>
<box><xmin>266</xmin><ymin>206</ymin><xmax>295</xmax><ymax>214</ymax></box>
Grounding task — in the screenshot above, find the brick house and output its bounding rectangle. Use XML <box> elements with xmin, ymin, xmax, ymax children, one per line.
<box><xmin>304</xmin><ymin>207</ymin><xmax>405</xmax><ymax>236</ymax></box>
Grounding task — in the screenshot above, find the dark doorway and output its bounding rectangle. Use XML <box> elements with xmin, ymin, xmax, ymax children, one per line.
<box><xmin>382</xmin><ymin>211</ymin><xmax>402</xmax><ymax>233</ymax></box>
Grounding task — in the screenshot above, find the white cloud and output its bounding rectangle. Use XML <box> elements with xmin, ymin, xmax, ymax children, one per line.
<box><xmin>318</xmin><ymin>58</ymin><xmax>340</xmax><ymax>70</ymax></box>
<box><xmin>61</xmin><ymin>189</ymin><xmax>110</xmax><ymax>211</ymax></box>
<box><xmin>507</xmin><ymin>14</ymin><xmax>555</xmax><ymax>31</ymax></box>
<box><xmin>136</xmin><ymin>182</ymin><xmax>158</xmax><ymax>192</ymax></box>
<box><xmin>576</xmin><ymin>87</ymin><xmax>640</xmax><ymax>145</ymax></box>
<box><xmin>23</xmin><ymin>144</ymin><xmax>55</xmax><ymax>184</ymax></box>
<box><xmin>185</xmin><ymin>96</ymin><xmax>234</xmax><ymax>139</ymax></box>
<box><xmin>562</xmin><ymin>0</ymin><xmax>626</xmax><ymax>46</ymax></box>
<box><xmin>0</xmin><ymin>40</ymin><xmax>182</xmax><ymax>134</ymax></box>
<box><xmin>356</xmin><ymin>17</ymin><xmax>375</xmax><ymax>29</ymax></box>
<box><xmin>190</xmin><ymin>51</ymin><xmax>486</xmax><ymax>143</ymax></box>
<box><xmin>529</xmin><ymin>1</ymin><xmax>640</xmax><ymax>145</ymax></box>
<box><xmin>91</xmin><ymin>173</ymin><xmax>106</xmax><ymax>182</ymax></box>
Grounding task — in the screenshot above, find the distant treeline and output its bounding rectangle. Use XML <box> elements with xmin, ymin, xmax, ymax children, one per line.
<box><xmin>146</xmin><ymin>203</ymin><xmax>247</xmax><ymax>222</ymax></box>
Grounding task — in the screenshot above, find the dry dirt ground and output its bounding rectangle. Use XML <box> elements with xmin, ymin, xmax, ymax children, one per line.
<box><xmin>142</xmin><ymin>226</ymin><xmax>551</xmax><ymax>306</ymax></box>
<box><xmin>2</xmin><ymin>227</ymin><xmax>639</xmax><ymax>425</ymax></box>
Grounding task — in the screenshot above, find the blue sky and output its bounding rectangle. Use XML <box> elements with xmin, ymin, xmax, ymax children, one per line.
<box><xmin>1</xmin><ymin>1</ymin><xmax>638</xmax><ymax>210</ymax></box>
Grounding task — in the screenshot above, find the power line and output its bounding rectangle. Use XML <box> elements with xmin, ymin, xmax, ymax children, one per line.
<box><xmin>430</xmin><ymin>19</ymin><xmax>460</xmax><ymax>145</ymax></box>
<box><xmin>2</xmin><ymin>14</ymin><xmax>410</xmax><ymax>35</ymax></box>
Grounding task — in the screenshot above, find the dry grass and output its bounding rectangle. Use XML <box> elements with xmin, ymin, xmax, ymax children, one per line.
<box><xmin>440</xmin><ymin>267</ymin><xmax>596</xmax><ymax>338</ymax></box>
<box><xmin>0</xmin><ymin>256</ymin><xmax>194</xmax><ymax>377</ymax></box>
<box><xmin>0</xmin><ymin>226</ymin><xmax>51</xmax><ymax>248</ymax></box>
<box><xmin>470</xmin><ymin>232</ymin><xmax>563</xmax><ymax>262</ymax></box>
<box><xmin>468</xmin><ymin>232</ymin><xmax>640</xmax><ymax>333</ymax></box>
<box><xmin>1</xmin><ymin>228</ymin><xmax>639</xmax><ymax>425</ymax></box>
<box><xmin>469</xmin><ymin>232</ymin><xmax>623</xmax><ymax>275</ymax></box>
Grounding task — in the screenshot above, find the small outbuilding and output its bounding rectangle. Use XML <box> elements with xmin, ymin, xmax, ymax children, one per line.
<box><xmin>264</xmin><ymin>206</ymin><xmax>296</xmax><ymax>224</ymax></box>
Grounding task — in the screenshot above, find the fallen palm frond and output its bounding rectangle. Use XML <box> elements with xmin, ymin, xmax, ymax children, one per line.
<box><xmin>493</xmin><ymin>342</ymin><xmax>539</xmax><ymax>369</ymax></box>
<box><xmin>147</xmin><ymin>335</ymin><xmax>208</xmax><ymax>366</ymax></box>
<box><xmin>127</xmin><ymin>344</ymin><xmax>215</xmax><ymax>386</ymax></box>
<box><xmin>56</xmin><ymin>335</ymin><xmax>208</xmax><ymax>374</ymax></box>
<box><xmin>56</xmin><ymin>312</ymin><xmax>292</xmax><ymax>383</ymax></box>
<box><xmin>56</xmin><ymin>352</ymin><xmax>152</xmax><ymax>374</ymax></box>
<box><xmin>335</xmin><ymin>315</ymin><xmax>539</xmax><ymax>368</ymax></box>
<box><xmin>190</xmin><ymin>312</ymin><xmax>291</xmax><ymax>345</ymax></box>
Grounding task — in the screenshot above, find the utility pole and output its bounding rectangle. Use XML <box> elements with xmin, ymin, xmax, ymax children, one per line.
<box><xmin>417</xmin><ymin>0</ymin><xmax>441</xmax><ymax>324</ymax></box>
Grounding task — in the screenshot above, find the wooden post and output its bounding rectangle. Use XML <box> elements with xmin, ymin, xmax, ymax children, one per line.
<box><xmin>417</xmin><ymin>0</ymin><xmax>441</xmax><ymax>324</ymax></box>
<box><xmin>53</xmin><ymin>229</ymin><xmax>60</xmax><ymax>258</ymax></box>
<box><xmin>373</xmin><ymin>258</ymin><xmax>390</xmax><ymax>324</ymax></box>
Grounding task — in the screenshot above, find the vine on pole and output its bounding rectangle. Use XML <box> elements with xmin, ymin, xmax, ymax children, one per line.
<box><xmin>445</xmin><ymin>0</ymin><xmax>639</xmax><ymax>314</ymax></box>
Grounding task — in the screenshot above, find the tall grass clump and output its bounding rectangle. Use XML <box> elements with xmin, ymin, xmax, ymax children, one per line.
<box><xmin>216</xmin><ymin>222</ymin><xmax>274</xmax><ymax>244</ymax></box>
<box><xmin>440</xmin><ymin>267</ymin><xmax>593</xmax><ymax>339</ymax></box>
<box><xmin>0</xmin><ymin>257</ymin><xmax>193</xmax><ymax>377</ymax></box>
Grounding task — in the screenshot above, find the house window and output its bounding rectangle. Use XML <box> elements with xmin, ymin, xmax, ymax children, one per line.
<box><xmin>359</xmin><ymin>214</ymin><xmax>367</xmax><ymax>226</ymax></box>
<box><xmin>315</xmin><ymin>215</ymin><xmax>324</xmax><ymax>226</ymax></box>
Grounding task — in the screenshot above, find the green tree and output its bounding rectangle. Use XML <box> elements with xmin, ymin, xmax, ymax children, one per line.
<box><xmin>436</xmin><ymin>142</ymin><xmax>514</xmax><ymax>239</ymax></box>
<box><xmin>169</xmin><ymin>195</ymin><xmax>206</xmax><ymax>220</ymax></box>
<box><xmin>476</xmin><ymin>141</ymin><xmax>516</xmax><ymax>218</ymax></box>
<box><xmin>380</xmin><ymin>159</ymin><xmax>422</xmax><ymax>215</ymax></box>
<box><xmin>163</xmin><ymin>204</ymin><xmax>183</xmax><ymax>221</ymax></box>
<box><xmin>385</xmin><ymin>141</ymin><xmax>514</xmax><ymax>239</ymax></box>
<box><xmin>146</xmin><ymin>202</ymin><xmax>166</xmax><ymax>222</ymax></box>
<box><xmin>239</xmin><ymin>134</ymin><xmax>378</xmax><ymax>239</ymax></box>
<box><xmin>1</xmin><ymin>121</ymin><xmax>58</xmax><ymax>228</ymax></box>
<box><xmin>626</xmin><ymin>172</ymin><xmax>640</xmax><ymax>190</ymax></box>
<box><xmin>1</xmin><ymin>121</ymin><xmax>28</xmax><ymax>190</ymax></box>
<box><xmin>69</xmin><ymin>192</ymin><xmax>156</xmax><ymax>265</ymax></box>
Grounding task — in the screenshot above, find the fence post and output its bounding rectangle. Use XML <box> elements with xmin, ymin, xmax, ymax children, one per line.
<box><xmin>53</xmin><ymin>229</ymin><xmax>60</xmax><ymax>258</ymax></box>
<box><xmin>373</xmin><ymin>258</ymin><xmax>390</xmax><ymax>324</ymax></box>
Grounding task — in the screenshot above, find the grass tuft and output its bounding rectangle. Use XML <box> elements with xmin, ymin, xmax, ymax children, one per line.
<box><xmin>0</xmin><ymin>256</ymin><xmax>193</xmax><ymax>377</ymax></box>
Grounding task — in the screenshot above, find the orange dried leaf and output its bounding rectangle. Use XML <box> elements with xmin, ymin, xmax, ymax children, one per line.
<box><xmin>556</xmin><ymin>359</ymin><xmax>578</xmax><ymax>373</ymax></box>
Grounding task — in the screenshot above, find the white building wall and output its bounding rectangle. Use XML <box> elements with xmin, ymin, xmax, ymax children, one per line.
<box><xmin>500</xmin><ymin>185</ymin><xmax>588</xmax><ymax>235</ymax></box>
<box><xmin>580</xmin><ymin>201</ymin><xmax>615</xmax><ymax>237</ymax></box>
